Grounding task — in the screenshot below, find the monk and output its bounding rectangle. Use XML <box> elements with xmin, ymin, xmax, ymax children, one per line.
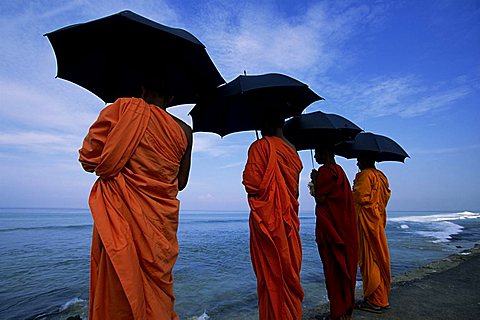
<box><xmin>79</xmin><ymin>78</ymin><xmax>192</xmax><ymax>319</ymax></box>
<box><xmin>310</xmin><ymin>145</ymin><xmax>358</xmax><ymax>320</ymax></box>
<box><xmin>353</xmin><ymin>152</ymin><xmax>391</xmax><ymax>314</ymax></box>
<box><xmin>242</xmin><ymin>115</ymin><xmax>304</xmax><ymax>320</ymax></box>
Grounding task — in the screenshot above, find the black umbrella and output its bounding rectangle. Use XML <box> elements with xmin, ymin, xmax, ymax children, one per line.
<box><xmin>44</xmin><ymin>10</ymin><xmax>225</xmax><ymax>105</ymax></box>
<box><xmin>189</xmin><ymin>73</ymin><xmax>323</xmax><ymax>137</ymax></box>
<box><xmin>335</xmin><ymin>132</ymin><xmax>409</xmax><ymax>162</ymax></box>
<box><xmin>283</xmin><ymin>111</ymin><xmax>362</xmax><ymax>151</ymax></box>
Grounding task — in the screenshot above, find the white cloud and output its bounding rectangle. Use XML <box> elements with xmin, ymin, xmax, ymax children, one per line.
<box><xmin>401</xmin><ymin>87</ymin><xmax>472</xmax><ymax>117</ymax></box>
<box><xmin>0</xmin><ymin>79</ymin><xmax>100</xmax><ymax>132</ymax></box>
<box><xmin>0</xmin><ymin>131</ymin><xmax>79</xmax><ymax>154</ymax></box>
<box><xmin>319</xmin><ymin>75</ymin><xmax>474</xmax><ymax>120</ymax></box>
<box><xmin>192</xmin><ymin>134</ymin><xmax>226</xmax><ymax>156</ymax></box>
<box><xmin>220</xmin><ymin>161</ymin><xmax>245</xmax><ymax>169</ymax></box>
<box><xmin>196</xmin><ymin>1</ymin><xmax>384</xmax><ymax>81</ymax></box>
<box><xmin>192</xmin><ymin>133</ymin><xmax>248</xmax><ymax>157</ymax></box>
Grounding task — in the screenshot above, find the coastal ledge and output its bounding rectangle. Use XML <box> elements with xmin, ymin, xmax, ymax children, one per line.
<box><xmin>303</xmin><ymin>244</ymin><xmax>480</xmax><ymax>320</ymax></box>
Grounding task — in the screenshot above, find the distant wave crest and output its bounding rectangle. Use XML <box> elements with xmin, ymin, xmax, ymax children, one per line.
<box><xmin>389</xmin><ymin>211</ymin><xmax>480</xmax><ymax>223</ymax></box>
<box><xmin>0</xmin><ymin>224</ymin><xmax>93</xmax><ymax>233</ymax></box>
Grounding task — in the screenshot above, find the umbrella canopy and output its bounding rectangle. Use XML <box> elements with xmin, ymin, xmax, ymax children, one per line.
<box><xmin>45</xmin><ymin>10</ymin><xmax>225</xmax><ymax>105</ymax></box>
<box><xmin>283</xmin><ymin>111</ymin><xmax>362</xmax><ymax>151</ymax></box>
<box><xmin>189</xmin><ymin>73</ymin><xmax>323</xmax><ymax>137</ymax></box>
<box><xmin>335</xmin><ymin>132</ymin><xmax>409</xmax><ymax>162</ymax></box>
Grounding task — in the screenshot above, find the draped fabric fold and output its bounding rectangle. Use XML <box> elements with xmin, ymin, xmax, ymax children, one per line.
<box><xmin>314</xmin><ymin>163</ymin><xmax>358</xmax><ymax>319</ymax></box>
<box><xmin>242</xmin><ymin>136</ymin><xmax>304</xmax><ymax>320</ymax></box>
<box><xmin>79</xmin><ymin>97</ymin><xmax>187</xmax><ymax>320</ymax></box>
<box><xmin>353</xmin><ymin>168</ymin><xmax>391</xmax><ymax>308</ymax></box>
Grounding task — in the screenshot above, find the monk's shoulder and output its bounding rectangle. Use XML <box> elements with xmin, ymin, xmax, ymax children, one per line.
<box><xmin>251</xmin><ymin>137</ymin><xmax>269</xmax><ymax>150</ymax></box>
<box><xmin>375</xmin><ymin>169</ymin><xmax>389</xmax><ymax>185</ymax></box>
<box><xmin>97</xmin><ymin>98</ymin><xmax>127</xmax><ymax>119</ymax></box>
<box><xmin>247</xmin><ymin>139</ymin><xmax>269</xmax><ymax>160</ymax></box>
<box><xmin>354</xmin><ymin>169</ymin><xmax>371</xmax><ymax>182</ymax></box>
<box><xmin>319</xmin><ymin>163</ymin><xmax>338</xmax><ymax>179</ymax></box>
<box><xmin>108</xmin><ymin>97</ymin><xmax>145</xmax><ymax>114</ymax></box>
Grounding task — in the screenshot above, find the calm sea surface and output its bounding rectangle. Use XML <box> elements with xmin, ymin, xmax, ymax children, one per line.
<box><xmin>0</xmin><ymin>208</ymin><xmax>479</xmax><ymax>320</ymax></box>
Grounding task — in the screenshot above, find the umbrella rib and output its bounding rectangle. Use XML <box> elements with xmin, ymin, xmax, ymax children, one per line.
<box><xmin>374</xmin><ymin>136</ymin><xmax>382</xmax><ymax>154</ymax></box>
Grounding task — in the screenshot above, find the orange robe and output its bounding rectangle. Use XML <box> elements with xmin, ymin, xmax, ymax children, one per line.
<box><xmin>353</xmin><ymin>168</ymin><xmax>391</xmax><ymax>308</ymax></box>
<box><xmin>79</xmin><ymin>97</ymin><xmax>187</xmax><ymax>320</ymax></box>
<box><xmin>315</xmin><ymin>163</ymin><xmax>358</xmax><ymax>319</ymax></box>
<box><xmin>242</xmin><ymin>136</ymin><xmax>304</xmax><ymax>320</ymax></box>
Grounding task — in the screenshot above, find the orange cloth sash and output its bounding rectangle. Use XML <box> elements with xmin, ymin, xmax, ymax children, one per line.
<box><xmin>353</xmin><ymin>168</ymin><xmax>391</xmax><ymax>307</ymax></box>
<box><xmin>79</xmin><ymin>97</ymin><xmax>187</xmax><ymax>320</ymax></box>
<box><xmin>242</xmin><ymin>136</ymin><xmax>304</xmax><ymax>320</ymax></box>
<box><xmin>315</xmin><ymin>163</ymin><xmax>358</xmax><ymax>319</ymax></box>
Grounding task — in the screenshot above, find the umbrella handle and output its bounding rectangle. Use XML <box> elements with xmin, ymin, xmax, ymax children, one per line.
<box><xmin>310</xmin><ymin>149</ymin><xmax>315</xmax><ymax>169</ymax></box>
<box><xmin>255</xmin><ymin>130</ymin><xmax>259</xmax><ymax>140</ymax></box>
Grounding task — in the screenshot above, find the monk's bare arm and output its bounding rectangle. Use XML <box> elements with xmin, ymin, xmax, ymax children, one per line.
<box><xmin>174</xmin><ymin>118</ymin><xmax>193</xmax><ymax>191</ymax></box>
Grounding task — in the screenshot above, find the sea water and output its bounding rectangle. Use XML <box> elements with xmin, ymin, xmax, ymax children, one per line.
<box><xmin>0</xmin><ymin>208</ymin><xmax>479</xmax><ymax>319</ymax></box>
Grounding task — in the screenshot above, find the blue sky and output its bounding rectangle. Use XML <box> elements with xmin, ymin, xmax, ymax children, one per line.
<box><xmin>1</xmin><ymin>0</ymin><xmax>479</xmax><ymax>212</ymax></box>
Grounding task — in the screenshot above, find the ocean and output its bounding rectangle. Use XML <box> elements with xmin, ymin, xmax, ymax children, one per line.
<box><xmin>1</xmin><ymin>208</ymin><xmax>479</xmax><ymax>320</ymax></box>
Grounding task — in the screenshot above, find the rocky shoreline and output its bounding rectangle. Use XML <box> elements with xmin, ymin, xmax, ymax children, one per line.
<box><xmin>303</xmin><ymin>244</ymin><xmax>480</xmax><ymax>319</ymax></box>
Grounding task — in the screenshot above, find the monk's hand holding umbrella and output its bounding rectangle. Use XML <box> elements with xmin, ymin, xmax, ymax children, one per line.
<box><xmin>309</xmin><ymin>168</ymin><xmax>319</xmax><ymax>196</ymax></box>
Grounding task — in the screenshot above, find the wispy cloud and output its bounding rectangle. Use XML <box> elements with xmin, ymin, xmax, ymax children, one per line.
<box><xmin>0</xmin><ymin>131</ymin><xmax>79</xmax><ymax>154</ymax></box>
<box><xmin>192</xmin><ymin>134</ymin><xmax>248</xmax><ymax>157</ymax></box>
<box><xmin>0</xmin><ymin>80</ymin><xmax>99</xmax><ymax>133</ymax></box>
<box><xmin>220</xmin><ymin>161</ymin><xmax>245</xmax><ymax>169</ymax></box>
<box><xmin>318</xmin><ymin>75</ymin><xmax>475</xmax><ymax>120</ymax></box>
<box><xmin>196</xmin><ymin>1</ymin><xmax>384</xmax><ymax>81</ymax></box>
<box><xmin>190</xmin><ymin>1</ymin><xmax>476</xmax><ymax>122</ymax></box>
<box><xmin>401</xmin><ymin>86</ymin><xmax>472</xmax><ymax>117</ymax></box>
<box><xmin>192</xmin><ymin>134</ymin><xmax>226</xmax><ymax>156</ymax></box>
<box><xmin>410</xmin><ymin>144</ymin><xmax>480</xmax><ymax>155</ymax></box>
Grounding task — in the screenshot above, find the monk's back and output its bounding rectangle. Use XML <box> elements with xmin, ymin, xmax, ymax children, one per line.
<box><xmin>128</xmin><ymin>104</ymin><xmax>187</xmax><ymax>184</ymax></box>
<box><xmin>243</xmin><ymin>135</ymin><xmax>304</xmax><ymax>320</ymax></box>
<box><xmin>277</xmin><ymin>139</ymin><xmax>302</xmax><ymax>198</ymax></box>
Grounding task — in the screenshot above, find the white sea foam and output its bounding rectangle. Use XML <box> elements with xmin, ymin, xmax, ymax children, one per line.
<box><xmin>197</xmin><ymin>310</ymin><xmax>210</xmax><ymax>320</ymax></box>
<box><xmin>389</xmin><ymin>211</ymin><xmax>480</xmax><ymax>223</ymax></box>
<box><xmin>389</xmin><ymin>211</ymin><xmax>478</xmax><ymax>243</ymax></box>
<box><xmin>416</xmin><ymin>221</ymin><xmax>464</xmax><ymax>243</ymax></box>
<box><xmin>60</xmin><ymin>297</ymin><xmax>86</xmax><ymax>311</ymax></box>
